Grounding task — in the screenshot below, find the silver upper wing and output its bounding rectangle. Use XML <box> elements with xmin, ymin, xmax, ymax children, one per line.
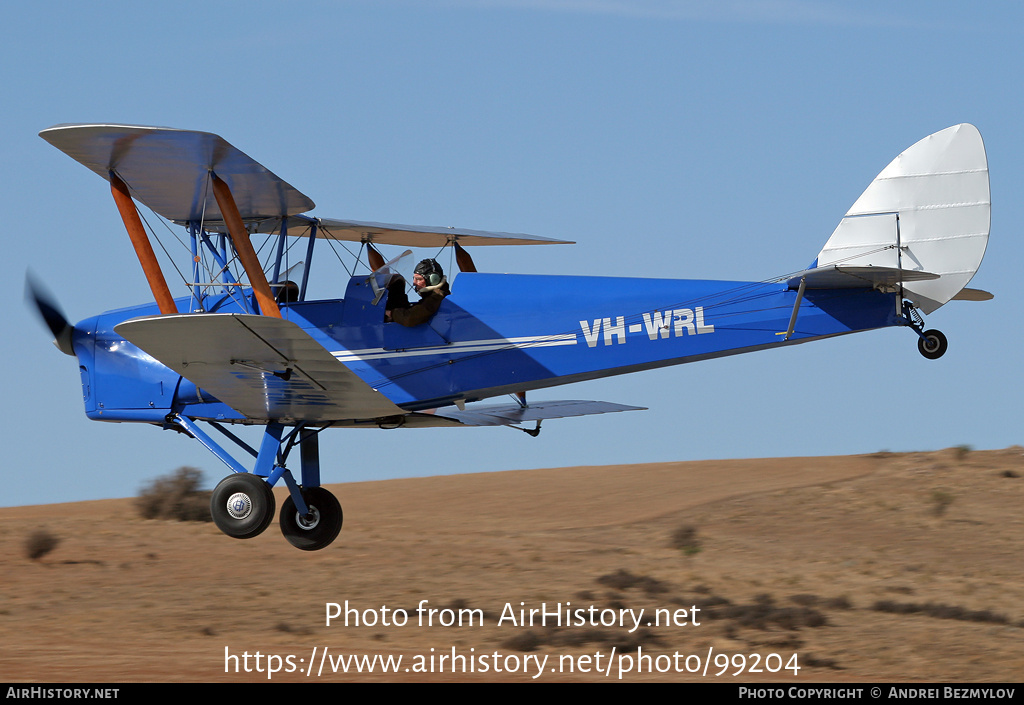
<box><xmin>40</xmin><ymin>123</ymin><xmax>314</xmax><ymax>222</ymax></box>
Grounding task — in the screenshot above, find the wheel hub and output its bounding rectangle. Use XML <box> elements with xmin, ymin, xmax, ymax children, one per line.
<box><xmin>296</xmin><ymin>506</ymin><xmax>321</xmax><ymax>531</ymax></box>
<box><xmin>226</xmin><ymin>492</ymin><xmax>253</xmax><ymax>520</ymax></box>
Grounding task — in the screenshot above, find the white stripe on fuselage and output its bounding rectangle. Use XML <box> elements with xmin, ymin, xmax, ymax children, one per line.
<box><xmin>331</xmin><ymin>333</ymin><xmax>578</xmax><ymax>363</ymax></box>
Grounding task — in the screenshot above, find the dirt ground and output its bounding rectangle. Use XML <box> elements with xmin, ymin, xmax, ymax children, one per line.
<box><xmin>1</xmin><ymin>447</ymin><xmax>1022</xmax><ymax>682</ymax></box>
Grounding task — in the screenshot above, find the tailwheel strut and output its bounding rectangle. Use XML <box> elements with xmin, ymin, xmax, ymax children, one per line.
<box><xmin>902</xmin><ymin>301</ymin><xmax>948</xmax><ymax>360</ymax></box>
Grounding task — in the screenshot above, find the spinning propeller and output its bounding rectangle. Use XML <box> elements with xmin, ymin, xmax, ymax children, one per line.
<box><xmin>25</xmin><ymin>273</ymin><xmax>75</xmax><ymax>356</ymax></box>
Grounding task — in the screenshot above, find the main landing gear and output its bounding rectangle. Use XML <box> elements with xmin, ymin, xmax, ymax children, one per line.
<box><xmin>903</xmin><ymin>301</ymin><xmax>948</xmax><ymax>360</ymax></box>
<box><xmin>209</xmin><ymin>478</ymin><xmax>342</xmax><ymax>550</ymax></box>
<box><xmin>170</xmin><ymin>416</ymin><xmax>344</xmax><ymax>551</ymax></box>
<box><xmin>211</xmin><ymin>473</ymin><xmax>276</xmax><ymax>539</ymax></box>
<box><xmin>279</xmin><ymin>487</ymin><xmax>343</xmax><ymax>551</ymax></box>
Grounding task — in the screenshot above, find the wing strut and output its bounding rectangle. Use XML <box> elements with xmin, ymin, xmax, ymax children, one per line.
<box><xmin>778</xmin><ymin>276</ymin><xmax>807</xmax><ymax>341</ymax></box>
<box><xmin>109</xmin><ymin>172</ymin><xmax>178</xmax><ymax>315</ymax></box>
<box><xmin>454</xmin><ymin>242</ymin><xmax>477</xmax><ymax>272</ymax></box>
<box><xmin>366</xmin><ymin>243</ymin><xmax>386</xmax><ymax>272</ymax></box>
<box><xmin>211</xmin><ymin>173</ymin><xmax>282</xmax><ymax>318</ymax></box>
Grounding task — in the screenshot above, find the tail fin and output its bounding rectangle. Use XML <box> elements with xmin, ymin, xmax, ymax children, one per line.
<box><xmin>812</xmin><ymin>124</ymin><xmax>990</xmax><ymax>314</ymax></box>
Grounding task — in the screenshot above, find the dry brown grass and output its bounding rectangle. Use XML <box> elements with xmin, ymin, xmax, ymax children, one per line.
<box><xmin>0</xmin><ymin>447</ymin><xmax>1021</xmax><ymax>682</ymax></box>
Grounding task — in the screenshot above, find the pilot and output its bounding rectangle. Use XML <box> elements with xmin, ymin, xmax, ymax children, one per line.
<box><xmin>387</xmin><ymin>258</ymin><xmax>450</xmax><ymax>327</ymax></box>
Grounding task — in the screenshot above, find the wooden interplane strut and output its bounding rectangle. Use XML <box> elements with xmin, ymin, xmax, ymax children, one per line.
<box><xmin>109</xmin><ymin>173</ymin><xmax>178</xmax><ymax>315</ymax></box>
<box><xmin>211</xmin><ymin>173</ymin><xmax>282</xmax><ymax>318</ymax></box>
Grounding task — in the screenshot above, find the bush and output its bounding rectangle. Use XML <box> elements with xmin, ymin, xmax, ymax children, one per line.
<box><xmin>930</xmin><ymin>490</ymin><xmax>954</xmax><ymax>517</ymax></box>
<box><xmin>136</xmin><ymin>467</ymin><xmax>213</xmax><ymax>522</ymax></box>
<box><xmin>25</xmin><ymin>529</ymin><xmax>59</xmax><ymax>560</ymax></box>
<box><xmin>670</xmin><ymin>525</ymin><xmax>702</xmax><ymax>555</ymax></box>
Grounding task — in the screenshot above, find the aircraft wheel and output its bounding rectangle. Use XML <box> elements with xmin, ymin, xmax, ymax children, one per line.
<box><xmin>280</xmin><ymin>487</ymin><xmax>343</xmax><ymax>551</ymax></box>
<box><xmin>210</xmin><ymin>473</ymin><xmax>276</xmax><ymax>539</ymax></box>
<box><xmin>917</xmin><ymin>329</ymin><xmax>948</xmax><ymax>360</ymax></box>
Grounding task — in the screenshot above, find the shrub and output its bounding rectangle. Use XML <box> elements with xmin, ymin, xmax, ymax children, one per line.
<box><xmin>25</xmin><ymin>529</ymin><xmax>59</xmax><ymax>560</ymax></box>
<box><xmin>136</xmin><ymin>467</ymin><xmax>213</xmax><ymax>522</ymax></box>
<box><xmin>670</xmin><ymin>525</ymin><xmax>702</xmax><ymax>555</ymax></box>
<box><xmin>872</xmin><ymin>600</ymin><xmax>1009</xmax><ymax>625</ymax></box>
<box><xmin>596</xmin><ymin>568</ymin><xmax>640</xmax><ymax>591</ymax></box>
<box><xmin>930</xmin><ymin>490</ymin><xmax>954</xmax><ymax>517</ymax></box>
<box><xmin>502</xmin><ymin>630</ymin><xmax>542</xmax><ymax>652</ymax></box>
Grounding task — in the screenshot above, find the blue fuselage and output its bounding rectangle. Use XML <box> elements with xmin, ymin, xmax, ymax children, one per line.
<box><xmin>71</xmin><ymin>272</ymin><xmax>901</xmax><ymax>423</ymax></box>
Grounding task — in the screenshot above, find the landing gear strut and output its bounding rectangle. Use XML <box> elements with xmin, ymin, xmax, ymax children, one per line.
<box><xmin>170</xmin><ymin>416</ymin><xmax>345</xmax><ymax>550</ymax></box>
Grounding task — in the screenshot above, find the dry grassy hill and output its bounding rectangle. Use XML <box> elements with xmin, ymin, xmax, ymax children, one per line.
<box><xmin>1</xmin><ymin>448</ymin><xmax>1021</xmax><ymax>682</ymax></box>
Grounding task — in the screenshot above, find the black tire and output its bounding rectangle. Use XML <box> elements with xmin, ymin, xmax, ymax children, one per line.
<box><xmin>918</xmin><ymin>329</ymin><xmax>948</xmax><ymax>360</ymax></box>
<box><xmin>210</xmin><ymin>473</ymin><xmax>276</xmax><ymax>539</ymax></box>
<box><xmin>279</xmin><ymin>487</ymin><xmax>343</xmax><ymax>551</ymax></box>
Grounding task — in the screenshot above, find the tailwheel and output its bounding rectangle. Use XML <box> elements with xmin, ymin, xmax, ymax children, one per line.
<box><xmin>210</xmin><ymin>473</ymin><xmax>276</xmax><ymax>539</ymax></box>
<box><xmin>917</xmin><ymin>329</ymin><xmax>948</xmax><ymax>360</ymax></box>
<box><xmin>280</xmin><ymin>487</ymin><xmax>343</xmax><ymax>551</ymax></box>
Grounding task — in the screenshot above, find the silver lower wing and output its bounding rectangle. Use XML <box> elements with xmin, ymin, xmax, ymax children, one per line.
<box><xmin>115</xmin><ymin>314</ymin><xmax>404</xmax><ymax>422</ymax></box>
<box><xmin>425</xmin><ymin>400</ymin><xmax>646</xmax><ymax>427</ymax></box>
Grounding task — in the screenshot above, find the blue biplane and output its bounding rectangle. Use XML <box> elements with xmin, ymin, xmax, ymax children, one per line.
<box><xmin>30</xmin><ymin>123</ymin><xmax>991</xmax><ymax>550</ymax></box>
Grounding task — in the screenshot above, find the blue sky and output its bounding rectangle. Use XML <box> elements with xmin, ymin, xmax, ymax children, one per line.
<box><xmin>3</xmin><ymin>1</ymin><xmax>1021</xmax><ymax>506</ymax></box>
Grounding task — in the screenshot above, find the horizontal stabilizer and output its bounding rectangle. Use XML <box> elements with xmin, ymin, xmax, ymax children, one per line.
<box><xmin>787</xmin><ymin>265</ymin><xmax>939</xmax><ymax>290</ymax></box>
<box><xmin>429</xmin><ymin>400</ymin><xmax>646</xmax><ymax>427</ymax></box>
<box><xmin>39</xmin><ymin>124</ymin><xmax>315</xmax><ymax>222</ymax></box>
<box><xmin>115</xmin><ymin>314</ymin><xmax>403</xmax><ymax>422</ymax></box>
<box><xmin>951</xmin><ymin>287</ymin><xmax>993</xmax><ymax>302</ymax></box>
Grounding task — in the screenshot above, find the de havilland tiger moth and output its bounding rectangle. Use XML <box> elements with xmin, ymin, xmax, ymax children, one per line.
<box><xmin>28</xmin><ymin>123</ymin><xmax>991</xmax><ymax>550</ymax></box>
